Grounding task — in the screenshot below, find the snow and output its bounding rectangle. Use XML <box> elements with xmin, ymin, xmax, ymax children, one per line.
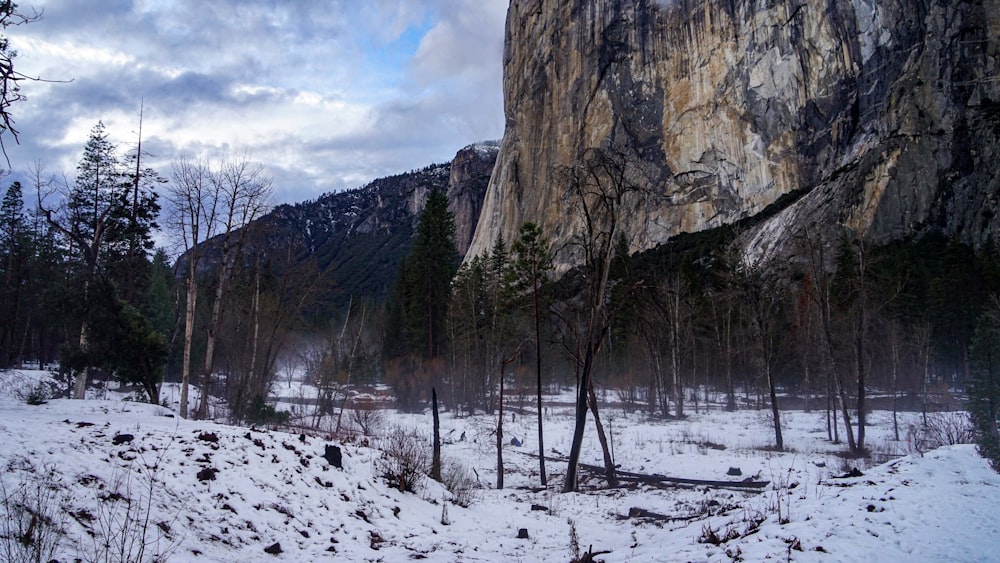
<box><xmin>1</xmin><ymin>369</ymin><xmax>998</xmax><ymax>562</ymax></box>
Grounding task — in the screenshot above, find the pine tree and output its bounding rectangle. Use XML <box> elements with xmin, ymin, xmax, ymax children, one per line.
<box><xmin>969</xmin><ymin>300</ymin><xmax>1000</xmax><ymax>472</ymax></box>
<box><xmin>512</xmin><ymin>221</ymin><xmax>553</xmax><ymax>486</ymax></box>
<box><xmin>0</xmin><ymin>180</ymin><xmax>28</xmax><ymax>366</ymax></box>
<box><xmin>38</xmin><ymin>121</ymin><xmax>165</xmax><ymax>401</ymax></box>
<box><xmin>388</xmin><ymin>189</ymin><xmax>457</xmax><ymax>360</ymax></box>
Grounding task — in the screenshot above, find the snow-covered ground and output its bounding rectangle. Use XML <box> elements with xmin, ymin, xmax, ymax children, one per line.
<box><xmin>1</xmin><ymin>369</ymin><xmax>997</xmax><ymax>562</ymax></box>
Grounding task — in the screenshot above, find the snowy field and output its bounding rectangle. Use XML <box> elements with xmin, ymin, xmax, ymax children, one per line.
<box><xmin>1</xmin><ymin>369</ymin><xmax>998</xmax><ymax>562</ymax></box>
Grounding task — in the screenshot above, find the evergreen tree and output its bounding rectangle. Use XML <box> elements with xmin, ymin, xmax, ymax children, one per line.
<box><xmin>969</xmin><ymin>300</ymin><xmax>1000</xmax><ymax>472</ymax></box>
<box><xmin>512</xmin><ymin>221</ymin><xmax>553</xmax><ymax>486</ymax></box>
<box><xmin>38</xmin><ymin>121</ymin><xmax>165</xmax><ymax>401</ymax></box>
<box><xmin>0</xmin><ymin>180</ymin><xmax>28</xmax><ymax>366</ymax></box>
<box><xmin>387</xmin><ymin>189</ymin><xmax>457</xmax><ymax>360</ymax></box>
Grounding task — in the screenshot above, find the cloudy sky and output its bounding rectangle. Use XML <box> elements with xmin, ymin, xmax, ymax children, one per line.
<box><xmin>5</xmin><ymin>0</ymin><xmax>508</xmax><ymax>205</ymax></box>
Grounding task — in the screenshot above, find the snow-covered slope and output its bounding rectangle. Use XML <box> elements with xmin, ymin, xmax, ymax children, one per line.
<box><xmin>1</xmin><ymin>370</ymin><xmax>998</xmax><ymax>562</ymax></box>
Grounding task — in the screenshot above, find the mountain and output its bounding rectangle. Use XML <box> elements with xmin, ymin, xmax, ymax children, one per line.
<box><xmin>217</xmin><ymin>142</ymin><xmax>498</xmax><ymax>313</ymax></box>
<box><xmin>468</xmin><ymin>0</ymin><xmax>1000</xmax><ymax>265</ymax></box>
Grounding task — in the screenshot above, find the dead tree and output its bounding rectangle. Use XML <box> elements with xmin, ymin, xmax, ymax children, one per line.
<box><xmin>558</xmin><ymin>146</ymin><xmax>647</xmax><ymax>492</ymax></box>
<box><xmin>736</xmin><ymin>259</ymin><xmax>785</xmax><ymax>451</ymax></box>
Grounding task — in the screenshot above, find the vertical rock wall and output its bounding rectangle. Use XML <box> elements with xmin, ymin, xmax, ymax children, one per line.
<box><xmin>469</xmin><ymin>0</ymin><xmax>1000</xmax><ymax>264</ymax></box>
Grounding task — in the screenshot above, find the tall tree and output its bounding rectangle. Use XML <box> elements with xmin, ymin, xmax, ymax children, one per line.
<box><xmin>448</xmin><ymin>255</ymin><xmax>487</xmax><ymax>412</ymax></box>
<box><xmin>557</xmin><ymin>146</ymin><xmax>646</xmax><ymax>492</ymax></box>
<box><xmin>969</xmin><ymin>298</ymin><xmax>1000</xmax><ymax>472</ymax></box>
<box><xmin>37</xmin><ymin>121</ymin><xmax>163</xmax><ymax>401</ymax></box>
<box><xmin>512</xmin><ymin>221</ymin><xmax>553</xmax><ymax>487</ymax></box>
<box><xmin>0</xmin><ymin>180</ymin><xmax>28</xmax><ymax>367</ymax></box>
<box><xmin>407</xmin><ymin>189</ymin><xmax>457</xmax><ymax>359</ymax></box>
<box><xmin>482</xmin><ymin>235</ymin><xmax>521</xmax><ymax>489</ymax></box>
<box><xmin>195</xmin><ymin>155</ymin><xmax>272</xmax><ymax>419</ymax></box>
<box><xmin>166</xmin><ymin>156</ymin><xmax>219</xmax><ymax>418</ymax></box>
<box><xmin>796</xmin><ymin>226</ymin><xmax>856</xmax><ymax>451</ymax></box>
<box><xmin>737</xmin><ymin>259</ymin><xmax>785</xmax><ymax>451</ymax></box>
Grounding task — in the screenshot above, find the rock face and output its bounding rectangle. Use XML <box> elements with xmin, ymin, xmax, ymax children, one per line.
<box><xmin>448</xmin><ymin>141</ymin><xmax>500</xmax><ymax>256</ymax></box>
<box><xmin>468</xmin><ymin>0</ymin><xmax>1000</xmax><ymax>265</ymax></box>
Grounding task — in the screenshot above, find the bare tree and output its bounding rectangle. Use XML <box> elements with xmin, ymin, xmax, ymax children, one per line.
<box><xmin>796</xmin><ymin>226</ymin><xmax>856</xmax><ymax>451</ymax></box>
<box><xmin>701</xmin><ymin>247</ymin><xmax>743</xmax><ymax>412</ymax></box>
<box><xmin>0</xmin><ymin>3</ymin><xmax>43</xmax><ymax>164</ymax></box>
<box><xmin>736</xmin><ymin>259</ymin><xmax>785</xmax><ymax>451</ymax></box>
<box><xmin>165</xmin><ymin>157</ymin><xmax>218</xmax><ymax>418</ymax></box>
<box><xmin>169</xmin><ymin>154</ymin><xmax>271</xmax><ymax>418</ymax></box>
<box><xmin>220</xmin><ymin>236</ymin><xmax>323</xmax><ymax>425</ymax></box>
<box><xmin>557</xmin><ymin>146</ymin><xmax>647</xmax><ymax>492</ymax></box>
<box><xmin>914</xmin><ymin>320</ymin><xmax>934</xmax><ymax>426</ymax></box>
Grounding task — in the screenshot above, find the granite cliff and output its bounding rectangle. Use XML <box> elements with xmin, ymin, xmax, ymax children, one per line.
<box><xmin>468</xmin><ymin>0</ymin><xmax>1000</xmax><ymax>265</ymax></box>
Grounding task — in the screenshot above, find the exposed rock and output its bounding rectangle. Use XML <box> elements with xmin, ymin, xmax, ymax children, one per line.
<box><xmin>469</xmin><ymin>0</ymin><xmax>1000</xmax><ymax>266</ymax></box>
<box><xmin>263</xmin><ymin>542</ymin><xmax>282</xmax><ymax>555</ymax></box>
<box><xmin>197</xmin><ymin>431</ymin><xmax>219</xmax><ymax>443</ymax></box>
<box><xmin>448</xmin><ymin>141</ymin><xmax>500</xmax><ymax>256</ymax></box>
<box><xmin>323</xmin><ymin>444</ymin><xmax>342</xmax><ymax>469</ymax></box>
<box><xmin>112</xmin><ymin>433</ymin><xmax>133</xmax><ymax>445</ymax></box>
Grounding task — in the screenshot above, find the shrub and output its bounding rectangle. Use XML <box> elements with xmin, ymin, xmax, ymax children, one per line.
<box><xmin>907</xmin><ymin>412</ymin><xmax>975</xmax><ymax>455</ymax></box>
<box><xmin>351</xmin><ymin>399</ymin><xmax>385</xmax><ymax>436</ymax></box>
<box><xmin>969</xmin><ymin>307</ymin><xmax>1000</xmax><ymax>471</ymax></box>
<box><xmin>18</xmin><ymin>382</ymin><xmax>51</xmax><ymax>406</ymax></box>
<box><xmin>246</xmin><ymin>395</ymin><xmax>290</xmax><ymax>428</ymax></box>
<box><xmin>440</xmin><ymin>457</ymin><xmax>479</xmax><ymax>507</ymax></box>
<box><xmin>0</xmin><ymin>461</ymin><xmax>66</xmax><ymax>563</ymax></box>
<box><xmin>380</xmin><ymin>426</ymin><xmax>429</xmax><ymax>493</ymax></box>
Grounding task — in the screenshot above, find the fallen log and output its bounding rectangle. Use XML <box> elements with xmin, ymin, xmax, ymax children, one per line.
<box><xmin>625</xmin><ymin>506</ymin><xmax>702</xmax><ymax>523</ymax></box>
<box><xmin>511</xmin><ymin>450</ymin><xmax>769</xmax><ymax>491</ymax></box>
<box><xmin>578</xmin><ymin>462</ymin><xmax>769</xmax><ymax>490</ymax></box>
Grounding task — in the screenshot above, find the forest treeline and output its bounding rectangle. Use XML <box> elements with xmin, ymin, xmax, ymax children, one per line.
<box><xmin>3</xmin><ymin>131</ymin><xmax>999</xmax><ymax>470</ymax></box>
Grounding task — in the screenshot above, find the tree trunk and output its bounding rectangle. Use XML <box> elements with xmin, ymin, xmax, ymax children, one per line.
<box><xmin>73</xmin><ymin>321</ymin><xmax>90</xmax><ymax>399</ymax></box>
<box><xmin>564</xmin><ymin>347</ymin><xmax>593</xmax><ymax>492</ymax></box>
<box><xmin>431</xmin><ymin>387</ymin><xmax>442</xmax><ymax>482</ymax></box>
<box><xmin>891</xmin><ymin>325</ymin><xmax>900</xmax><ymax>441</ymax></box>
<box><xmin>723</xmin><ymin>310</ymin><xmax>736</xmax><ymax>412</ymax></box>
<box><xmin>826</xmin><ymin>372</ymin><xmax>833</xmax><ymax>441</ymax></box>
<box><xmin>198</xmin><ymin>241</ymin><xmax>238</xmax><ymax>420</ymax></box>
<box><xmin>587</xmin><ymin>381</ymin><xmax>618</xmax><ymax>488</ymax></box>
<box><xmin>496</xmin><ymin>364</ymin><xmax>505</xmax><ymax>490</ymax></box>
<box><xmin>767</xmin><ymin>364</ymin><xmax>783</xmax><ymax>451</ymax></box>
<box><xmin>533</xmin><ymin>283</ymin><xmax>547</xmax><ymax>487</ymax></box>
<box><xmin>821</xmin><ymin>296</ymin><xmax>854</xmax><ymax>451</ymax></box>
<box><xmin>834</xmin><ymin>371</ymin><xmax>856</xmax><ymax>452</ymax></box>
<box><xmin>198</xmin><ymin>274</ymin><xmax>226</xmax><ymax>420</ymax></box>
<box><xmin>855</xmin><ymin>292</ymin><xmax>867</xmax><ymax>454</ymax></box>
<box><xmin>671</xmin><ymin>288</ymin><xmax>683</xmax><ymax>418</ymax></box>
<box><xmin>180</xmin><ymin>275</ymin><xmax>198</xmax><ymax>418</ymax></box>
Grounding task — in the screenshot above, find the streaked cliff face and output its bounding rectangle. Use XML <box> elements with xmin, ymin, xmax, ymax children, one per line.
<box><xmin>468</xmin><ymin>0</ymin><xmax>1000</xmax><ymax>266</ymax></box>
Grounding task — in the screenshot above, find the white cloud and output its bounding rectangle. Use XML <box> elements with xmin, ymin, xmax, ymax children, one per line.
<box><xmin>4</xmin><ymin>0</ymin><xmax>508</xmax><ymax>205</ymax></box>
